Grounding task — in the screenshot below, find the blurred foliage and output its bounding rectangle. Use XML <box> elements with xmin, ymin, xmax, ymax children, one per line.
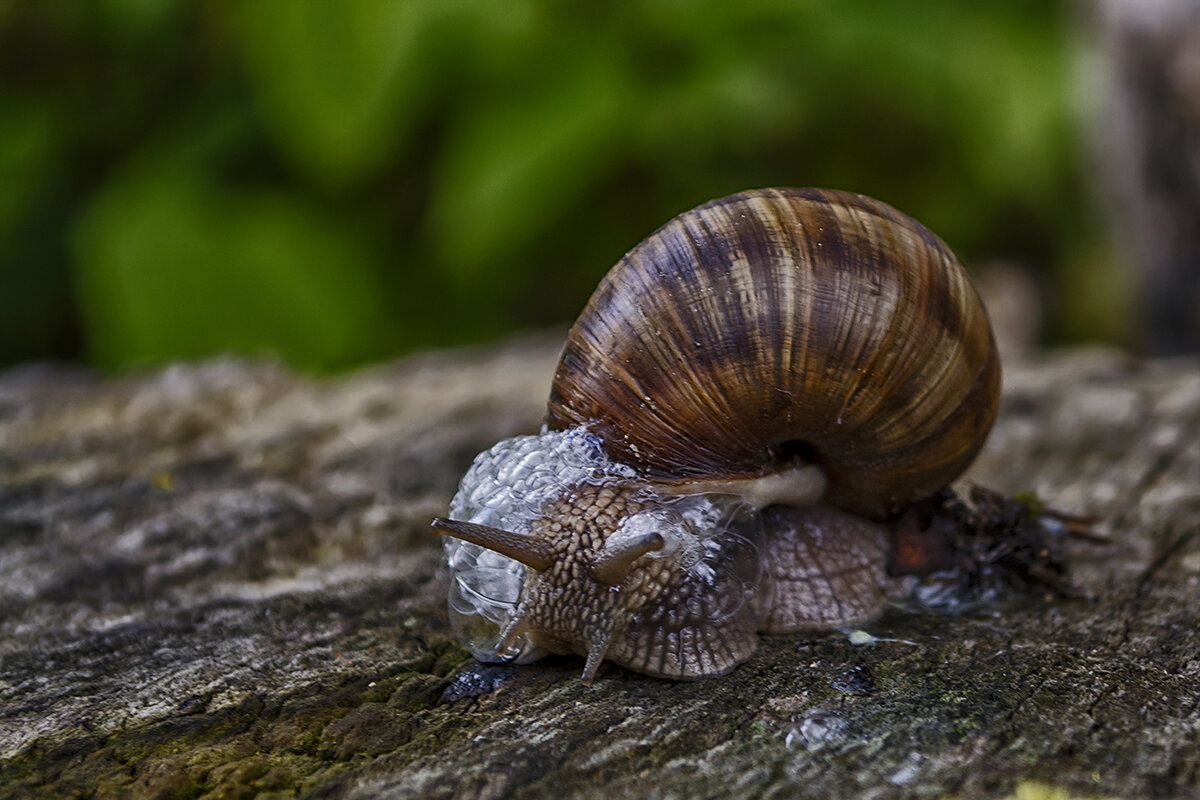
<box><xmin>0</xmin><ymin>0</ymin><xmax>1116</xmax><ymax>372</ymax></box>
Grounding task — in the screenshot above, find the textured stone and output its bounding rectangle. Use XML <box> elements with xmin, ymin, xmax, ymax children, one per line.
<box><xmin>0</xmin><ymin>338</ymin><xmax>1198</xmax><ymax>799</ymax></box>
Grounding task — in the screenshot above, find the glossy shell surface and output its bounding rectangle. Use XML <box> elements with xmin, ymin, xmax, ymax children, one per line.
<box><xmin>546</xmin><ymin>188</ymin><xmax>1000</xmax><ymax>517</ymax></box>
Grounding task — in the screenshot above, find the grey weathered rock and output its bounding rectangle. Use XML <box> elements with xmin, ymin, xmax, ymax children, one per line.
<box><xmin>1089</xmin><ymin>0</ymin><xmax>1200</xmax><ymax>353</ymax></box>
<box><xmin>1</xmin><ymin>337</ymin><xmax>1198</xmax><ymax>799</ymax></box>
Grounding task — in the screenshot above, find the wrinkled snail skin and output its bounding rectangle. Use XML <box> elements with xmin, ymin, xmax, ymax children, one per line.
<box><xmin>432</xmin><ymin>187</ymin><xmax>1000</xmax><ymax>683</ymax></box>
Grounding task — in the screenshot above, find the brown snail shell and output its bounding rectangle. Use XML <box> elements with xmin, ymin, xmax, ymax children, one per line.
<box><xmin>433</xmin><ymin>187</ymin><xmax>1000</xmax><ymax>682</ymax></box>
<box><xmin>547</xmin><ymin>187</ymin><xmax>1000</xmax><ymax>518</ymax></box>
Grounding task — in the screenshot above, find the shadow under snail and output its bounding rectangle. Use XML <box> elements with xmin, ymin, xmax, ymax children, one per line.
<box><xmin>432</xmin><ymin>187</ymin><xmax>1001</xmax><ymax>683</ymax></box>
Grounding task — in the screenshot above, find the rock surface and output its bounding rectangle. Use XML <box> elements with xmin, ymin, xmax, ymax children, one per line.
<box><xmin>1</xmin><ymin>337</ymin><xmax>1198</xmax><ymax>799</ymax></box>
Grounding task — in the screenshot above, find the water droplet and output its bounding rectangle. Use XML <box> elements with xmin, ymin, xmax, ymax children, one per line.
<box><xmin>785</xmin><ymin>710</ymin><xmax>848</xmax><ymax>749</ymax></box>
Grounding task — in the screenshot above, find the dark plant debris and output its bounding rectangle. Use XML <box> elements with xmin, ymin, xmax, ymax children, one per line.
<box><xmin>888</xmin><ymin>484</ymin><xmax>1103</xmax><ymax>609</ymax></box>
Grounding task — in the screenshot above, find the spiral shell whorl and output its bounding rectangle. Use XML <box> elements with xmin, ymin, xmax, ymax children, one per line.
<box><xmin>546</xmin><ymin>188</ymin><xmax>1000</xmax><ymax>517</ymax></box>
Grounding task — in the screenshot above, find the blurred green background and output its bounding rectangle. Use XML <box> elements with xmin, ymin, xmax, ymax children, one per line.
<box><xmin>0</xmin><ymin>0</ymin><xmax>1124</xmax><ymax>373</ymax></box>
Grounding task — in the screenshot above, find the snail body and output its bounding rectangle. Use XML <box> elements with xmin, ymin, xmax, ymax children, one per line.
<box><xmin>434</xmin><ymin>188</ymin><xmax>1000</xmax><ymax>682</ymax></box>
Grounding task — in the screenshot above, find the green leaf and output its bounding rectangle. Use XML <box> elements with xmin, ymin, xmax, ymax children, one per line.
<box><xmin>429</xmin><ymin>44</ymin><xmax>627</xmax><ymax>280</ymax></box>
<box><xmin>73</xmin><ymin>157</ymin><xmax>390</xmax><ymax>371</ymax></box>
<box><xmin>231</xmin><ymin>0</ymin><xmax>436</xmax><ymax>187</ymax></box>
<box><xmin>0</xmin><ymin>98</ymin><xmax>60</xmax><ymax>243</ymax></box>
<box><xmin>94</xmin><ymin>0</ymin><xmax>184</xmax><ymax>38</ymax></box>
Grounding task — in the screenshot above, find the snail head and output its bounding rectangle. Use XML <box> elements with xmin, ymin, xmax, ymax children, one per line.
<box><xmin>432</xmin><ymin>482</ymin><xmax>760</xmax><ymax>683</ymax></box>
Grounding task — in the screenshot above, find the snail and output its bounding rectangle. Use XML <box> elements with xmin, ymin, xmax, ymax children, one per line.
<box><xmin>432</xmin><ymin>187</ymin><xmax>1000</xmax><ymax>683</ymax></box>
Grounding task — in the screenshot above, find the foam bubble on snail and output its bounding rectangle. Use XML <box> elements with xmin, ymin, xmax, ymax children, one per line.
<box><xmin>440</xmin><ymin>426</ymin><xmax>766</xmax><ymax>681</ymax></box>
